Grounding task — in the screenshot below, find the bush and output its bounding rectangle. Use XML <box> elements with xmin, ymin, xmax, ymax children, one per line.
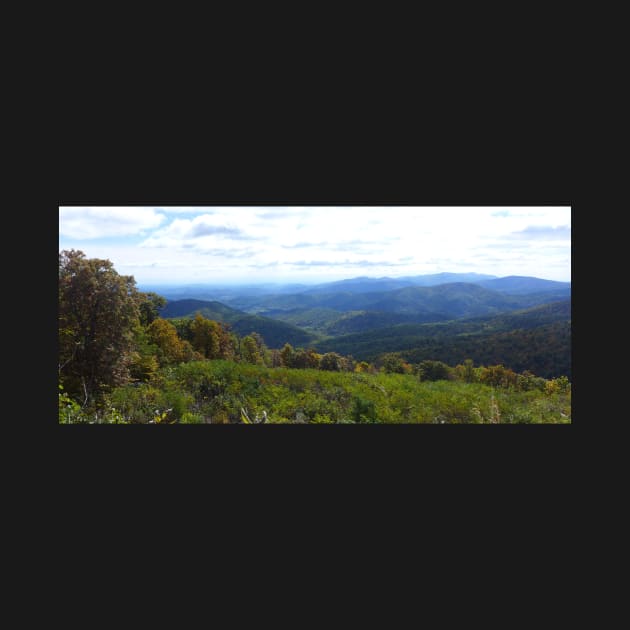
<box><xmin>417</xmin><ymin>360</ymin><xmax>451</xmax><ymax>382</ymax></box>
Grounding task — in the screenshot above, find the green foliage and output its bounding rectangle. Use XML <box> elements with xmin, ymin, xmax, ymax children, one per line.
<box><xmin>280</xmin><ymin>343</ymin><xmax>295</xmax><ymax>368</ymax></box>
<box><xmin>311</xmin><ymin>413</ymin><xmax>334</xmax><ymax>424</ymax></box>
<box><xmin>180</xmin><ymin>412</ymin><xmax>205</xmax><ymax>424</ymax></box>
<box><xmin>417</xmin><ymin>360</ymin><xmax>452</xmax><ymax>382</ymax></box>
<box><xmin>62</xmin><ymin>359</ymin><xmax>571</xmax><ymax>424</ymax></box>
<box><xmin>545</xmin><ymin>375</ymin><xmax>571</xmax><ymax>395</ymax></box>
<box><xmin>147</xmin><ymin>318</ymin><xmax>190</xmax><ymax>365</ymax></box>
<box><xmin>137</xmin><ymin>292</ymin><xmax>167</xmax><ymax>326</ymax></box>
<box><xmin>479</xmin><ymin>365</ymin><xmax>518</xmax><ymax>389</ymax></box>
<box><xmin>314</xmin><ymin>301</ymin><xmax>571</xmax><ymax>379</ymax></box>
<box><xmin>59</xmin><ymin>249</ymin><xmax>141</xmax><ymax>402</ymax></box>
<box><xmin>320</xmin><ymin>352</ymin><xmax>343</xmax><ymax>371</ymax></box>
<box><xmin>160</xmin><ymin>299</ymin><xmax>317</xmax><ymax>349</ymax></box>
<box><xmin>129</xmin><ymin>352</ymin><xmax>160</xmax><ymax>382</ymax></box>
<box><xmin>351</xmin><ymin>397</ymin><xmax>377</xmax><ymax>423</ymax></box>
<box><xmin>380</xmin><ymin>353</ymin><xmax>413</xmax><ymax>374</ymax></box>
<box><xmin>58</xmin><ymin>383</ymin><xmax>84</xmax><ymax>424</ymax></box>
<box><xmin>241</xmin><ymin>334</ymin><xmax>264</xmax><ymax>365</ymax></box>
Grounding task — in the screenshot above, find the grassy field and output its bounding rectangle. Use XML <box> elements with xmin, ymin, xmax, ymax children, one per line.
<box><xmin>60</xmin><ymin>360</ymin><xmax>571</xmax><ymax>424</ymax></box>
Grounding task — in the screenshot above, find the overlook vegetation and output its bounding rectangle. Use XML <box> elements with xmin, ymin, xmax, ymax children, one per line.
<box><xmin>59</xmin><ymin>250</ymin><xmax>571</xmax><ymax>424</ymax></box>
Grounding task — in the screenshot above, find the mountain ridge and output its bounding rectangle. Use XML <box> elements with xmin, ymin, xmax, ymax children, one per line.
<box><xmin>159</xmin><ymin>299</ymin><xmax>316</xmax><ymax>349</ymax></box>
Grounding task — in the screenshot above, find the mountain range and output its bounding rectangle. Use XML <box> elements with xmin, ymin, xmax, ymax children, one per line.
<box><xmin>157</xmin><ymin>273</ymin><xmax>571</xmax><ymax>377</ymax></box>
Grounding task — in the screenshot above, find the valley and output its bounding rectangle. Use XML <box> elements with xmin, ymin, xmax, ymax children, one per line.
<box><xmin>154</xmin><ymin>273</ymin><xmax>571</xmax><ymax>380</ymax></box>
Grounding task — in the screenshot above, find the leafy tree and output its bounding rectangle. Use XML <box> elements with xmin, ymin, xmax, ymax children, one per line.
<box><xmin>280</xmin><ymin>343</ymin><xmax>295</xmax><ymax>368</ymax></box>
<box><xmin>304</xmin><ymin>348</ymin><xmax>321</xmax><ymax>369</ymax></box>
<box><xmin>320</xmin><ymin>352</ymin><xmax>342</xmax><ymax>371</ymax></box>
<box><xmin>478</xmin><ymin>364</ymin><xmax>517</xmax><ymax>388</ymax></box>
<box><xmin>216</xmin><ymin>324</ymin><xmax>237</xmax><ymax>361</ymax></box>
<box><xmin>463</xmin><ymin>358</ymin><xmax>475</xmax><ymax>383</ymax></box>
<box><xmin>380</xmin><ymin>353</ymin><xmax>412</xmax><ymax>374</ymax></box>
<box><xmin>270</xmin><ymin>349</ymin><xmax>283</xmax><ymax>368</ymax></box>
<box><xmin>191</xmin><ymin>313</ymin><xmax>220</xmax><ymax>359</ymax></box>
<box><xmin>338</xmin><ymin>355</ymin><xmax>355</xmax><ymax>372</ymax></box>
<box><xmin>292</xmin><ymin>348</ymin><xmax>309</xmax><ymax>369</ymax></box>
<box><xmin>249</xmin><ymin>332</ymin><xmax>269</xmax><ymax>365</ymax></box>
<box><xmin>59</xmin><ymin>249</ymin><xmax>140</xmax><ymax>403</ymax></box>
<box><xmin>545</xmin><ymin>375</ymin><xmax>571</xmax><ymax>395</ymax></box>
<box><xmin>147</xmin><ymin>318</ymin><xmax>189</xmax><ymax>365</ymax></box>
<box><xmin>129</xmin><ymin>352</ymin><xmax>160</xmax><ymax>382</ymax></box>
<box><xmin>417</xmin><ymin>360</ymin><xmax>451</xmax><ymax>382</ymax></box>
<box><xmin>137</xmin><ymin>292</ymin><xmax>167</xmax><ymax>326</ymax></box>
<box><xmin>128</xmin><ymin>325</ymin><xmax>160</xmax><ymax>381</ymax></box>
<box><xmin>241</xmin><ymin>335</ymin><xmax>264</xmax><ymax>365</ymax></box>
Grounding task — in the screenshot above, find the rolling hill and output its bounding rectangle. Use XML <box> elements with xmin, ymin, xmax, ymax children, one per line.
<box><xmin>227</xmin><ymin>281</ymin><xmax>570</xmax><ymax>329</ymax></box>
<box><xmin>313</xmin><ymin>299</ymin><xmax>571</xmax><ymax>378</ymax></box>
<box><xmin>159</xmin><ymin>299</ymin><xmax>317</xmax><ymax>349</ymax></box>
<box><xmin>477</xmin><ymin>276</ymin><xmax>571</xmax><ymax>294</ymax></box>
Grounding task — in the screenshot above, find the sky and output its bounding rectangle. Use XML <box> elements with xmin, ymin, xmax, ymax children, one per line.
<box><xmin>59</xmin><ymin>206</ymin><xmax>571</xmax><ymax>285</ymax></box>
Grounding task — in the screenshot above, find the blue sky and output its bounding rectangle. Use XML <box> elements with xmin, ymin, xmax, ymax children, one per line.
<box><xmin>59</xmin><ymin>206</ymin><xmax>571</xmax><ymax>285</ymax></box>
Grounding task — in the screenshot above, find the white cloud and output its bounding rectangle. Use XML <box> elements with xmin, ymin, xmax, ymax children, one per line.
<box><xmin>59</xmin><ymin>207</ymin><xmax>571</xmax><ymax>283</ymax></box>
<box><xmin>60</xmin><ymin>207</ymin><xmax>166</xmax><ymax>239</ymax></box>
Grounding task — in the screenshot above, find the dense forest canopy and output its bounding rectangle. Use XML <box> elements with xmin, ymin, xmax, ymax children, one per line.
<box><xmin>59</xmin><ymin>251</ymin><xmax>571</xmax><ymax>424</ymax></box>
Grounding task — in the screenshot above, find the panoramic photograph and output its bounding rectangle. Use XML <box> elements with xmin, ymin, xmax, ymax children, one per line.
<box><xmin>58</xmin><ymin>206</ymin><xmax>571</xmax><ymax>424</ymax></box>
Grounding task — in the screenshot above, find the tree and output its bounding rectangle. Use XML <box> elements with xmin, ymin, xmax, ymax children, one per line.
<box><xmin>59</xmin><ymin>249</ymin><xmax>140</xmax><ymax>403</ymax></box>
<box><xmin>280</xmin><ymin>343</ymin><xmax>295</xmax><ymax>368</ymax></box>
<box><xmin>191</xmin><ymin>313</ymin><xmax>220</xmax><ymax>359</ymax></box>
<box><xmin>218</xmin><ymin>325</ymin><xmax>237</xmax><ymax>361</ymax></box>
<box><xmin>478</xmin><ymin>364</ymin><xmax>517</xmax><ymax>388</ymax></box>
<box><xmin>320</xmin><ymin>352</ymin><xmax>342</xmax><ymax>371</ymax></box>
<box><xmin>381</xmin><ymin>353</ymin><xmax>411</xmax><ymax>374</ymax></box>
<box><xmin>338</xmin><ymin>355</ymin><xmax>355</xmax><ymax>372</ymax></box>
<box><xmin>129</xmin><ymin>325</ymin><xmax>160</xmax><ymax>382</ymax></box>
<box><xmin>304</xmin><ymin>348</ymin><xmax>321</xmax><ymax>369</ymax></box>
<box><xmin>293</xmin><ymin>349</ymin><xmax>309</xmax><ymax>369</ymax></box>
<box><xmin>249</xmin><ymin>332</ymin><xmax>269</xmax><ymax>365</ymax></box>
<box><xmin>137</xmin><ymin>292</ymin><xmax>167</xmax><ymax>326</ymax></box>
<box><xmin>241</xmin><ymin>335</ymin><xmax>263</xmax><ymax>365</ymax></box>
<box><xmin>463</xmin><ymin>358</ymin><xmax>475</xmax><ymax>383</ymax></box>
<box><xmin>270</xmin><ymin>349</ymin><xmax>283</xmax><ymax>368</ymax></box>
<box><xmin>147</xmin><ymin>318</ymin><xmax>188</xmax><ymax>365</ymax></box>
<box><xmin>417</xmin><ymin>360</ymin><xmax>451</xmax><ymax>381</ymax></box>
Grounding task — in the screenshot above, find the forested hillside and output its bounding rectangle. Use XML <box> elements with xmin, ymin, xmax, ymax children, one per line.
<box><xmin>159</xmin><ymin>299</ymin><xmax>316</xmax><ymax>347</ymax></box>
<box><xmin>314</xmin><ymin>300</ymin><xmax>571</xmax><ymax>378</ymax></box>
<box><xmin>223</xmin><ymin>281</ymin><xmax>569</xmax><ymax>317</ymax></box>
<box><xmin>59</xmin><ymin>251</ymin><xmax>571</xmax><ymax>424</ymax></box>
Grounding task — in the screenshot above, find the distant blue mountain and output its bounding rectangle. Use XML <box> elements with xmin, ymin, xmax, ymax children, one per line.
<box><xmin>477</xmin><ymin>276</ymin><xmax>571</xmax><ymax>295</ymax></box>
<box><xmin>302</xmin><ymin>272</ymin><xmax>498</xmax><ymax>295</ymax></box>
<box><xmin>404</xmin><ymin>272</ymin><xmax>498</xmax><ymax>286</ymax></box>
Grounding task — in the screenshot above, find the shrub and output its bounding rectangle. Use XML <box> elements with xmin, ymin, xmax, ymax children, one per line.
<box><xmin>417</xmin><ymin>360</ymin><xmax>451</xmax><ymax>382</ymax></box>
